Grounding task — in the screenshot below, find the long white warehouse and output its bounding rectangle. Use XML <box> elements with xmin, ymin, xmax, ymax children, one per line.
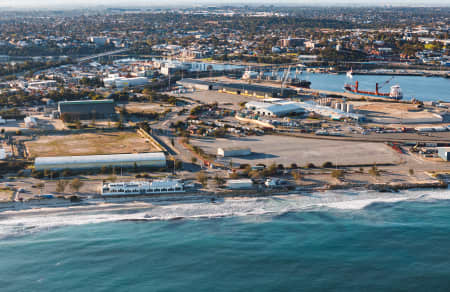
<box><xmin>101</xmin><ymin>179</ymin><xmax>184</xmax><ymax>196</ymax></box>
<box><xmin>35</xmin><ymin>152</ymin><xmax>166</xmax><ymax>171</ymax></box>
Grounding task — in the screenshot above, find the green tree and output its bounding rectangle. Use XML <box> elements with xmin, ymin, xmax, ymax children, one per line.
<box><xmin>174</xmin><ymin>160</ymin><xmax>183</xmax><ymax>170</ymax></box>
<box><xmin>331</xmin><ymin>169</ymin><xmax>345</xmax><ymax>180</ymax></box>
<box><xmin>214</xmin><ymin>175</ymin><xmax>225</xmax><ymax>187</ymax></box>
<box><xmin>70</xmin><ymin>178</ymin><xmax>84</xmax><ymax>193</ymax></box>
<box><xmin>368</xmin><ymin>166</ymin><xmax>380</xmax><ymax>177</ymax></box>
<box><xmin>322</xmin><ymin>161</ymin><xmax>333</xmax><ymax>168</ymax></box>
<box><xmin>292</xmin><ymin>170</ymin><xmax>303</xmax><ymax>182</ymax></box>
<box><xmin>306</xmin><ymin>163</ymin><xmax>315</xmax><ymax>169</ymax></box>
<box><xmin>36</xmin><ymin>182</ymin><xmax>44</xmax><ymax>194</ymax></box>
<box><xmin>250</xmin><ymin>170</ymin><xmax>262</xmax><ymax>179</ymax></box>
<box><xmin>56</xmin><ymin>180</ymin><xmax>69</xmax><ymax>193</ymax></box>
<box><xmin>266</xmin><ymin>163</ymin><xmax>277</xmax><ymax>176</ymax></box>
<box><xmin>197</xmin><ymin>171</ymin><xmax>208</xmax><ymax>188</ymax></box>
<box><xmin>116</xmin><ymin>119</ymin><xmax>124</xmax><ymax>129</ymax></box>
<box><xmin>229</xmin><ymin>172</ymin><xmax>239</xmax><ymax>179</ymax></box>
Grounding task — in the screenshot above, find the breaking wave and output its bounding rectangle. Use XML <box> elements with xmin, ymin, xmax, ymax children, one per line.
<box><xmin>0</xmin><ymin>188</ymin><xmax>449</xmax><ymax>239</ymax></box>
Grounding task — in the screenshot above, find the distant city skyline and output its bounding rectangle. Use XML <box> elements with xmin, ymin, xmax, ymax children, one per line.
<box><xmin>0</xmin><ymin>0</ymin><xmax>449</xmax><ymax>9</ymax></box>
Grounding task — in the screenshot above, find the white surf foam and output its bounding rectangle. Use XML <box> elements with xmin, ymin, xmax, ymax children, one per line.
<box><xmin>422</xmin><ymin>189</ymin><xmax>450</xmax><ymax>201</ymax></box>
<box><xmin>0</xmin><ymin>188</ymin><xmax>449</xmax><ymax>239</ymax></box>
<box><xmin>320</xmin><ymin>196</ymin><xmax>411</xmax><ymax>210</ymax></box>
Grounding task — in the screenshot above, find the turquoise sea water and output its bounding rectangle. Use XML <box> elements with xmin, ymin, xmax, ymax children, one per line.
<box><xmin>1</xmin><ymin>189</ymin><xmax>450</xmax><ymax>292</ymax></box>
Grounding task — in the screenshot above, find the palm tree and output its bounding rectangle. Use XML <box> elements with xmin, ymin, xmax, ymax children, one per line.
<box><xmin>214</xmin><ymin>175</ymin><xmax>225</xmax><ymax>187</ymax></box>
<box><xmin>197</xmin><ymin>172</ymin><xmax>208</xmax><ymax>188</ymax></box>
<box><xmin>56</xmin><ymin>180</ymin><xmax>68</xmax><ymax>193</ymax></box>
<box><xmin>36</xmin><ymin>182</ymin><xmax>44</xmax><ymax>194</ymax></box>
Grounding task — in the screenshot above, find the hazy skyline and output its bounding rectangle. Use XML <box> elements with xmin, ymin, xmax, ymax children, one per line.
<box><xmin>1</xmin><ymin>0</ymin><xmax>449</xmax><ymax>9</ymax></box>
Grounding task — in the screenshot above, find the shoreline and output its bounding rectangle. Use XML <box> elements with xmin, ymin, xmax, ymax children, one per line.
<box><xmin>346</xmin><ymin>71</ymin><xmax>449</xmax><ymax>78</ymax></box>
<box><xmin>0</xmin><ymin>180</ymin><xmax>447</xmax><ymax>213</ymax></box>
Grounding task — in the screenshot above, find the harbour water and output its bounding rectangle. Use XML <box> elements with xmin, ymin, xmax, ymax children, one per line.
<box><xmin>1</xmin><ymin>188</ymin><xmax>450</xmax><ymax>291</ymax></box>
<box><xmin>304</xmin><ymin>73</ymin><xmax>450</xmax><ymax>101</ymax></box>
<box><xmin>138</xmin><ymin>58</ymin><xmax>449</xmax><ymax>101</ymax></box>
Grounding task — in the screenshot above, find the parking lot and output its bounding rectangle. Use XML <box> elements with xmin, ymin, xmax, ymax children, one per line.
<box><xmin>172</xmin><ymin>90</ymin><xmax>257</xmax><ymax>109</ymax></box>
<box><xmin>190</xmin><ymin>135</ymin><xmax>401</xmax><ymax>166</ymax></box>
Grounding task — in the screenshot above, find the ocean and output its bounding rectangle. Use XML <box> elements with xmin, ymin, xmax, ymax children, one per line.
<box><xmin>1</xmin><ymin>188</ymin><xmax>450</xmax><ymax>291</ymax></box>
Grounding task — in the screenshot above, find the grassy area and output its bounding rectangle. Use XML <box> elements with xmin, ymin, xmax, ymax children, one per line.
<box><xmin>25</xmin><ymin>131</ymin><xmax>159</xmax><ymax>157</ymax></box>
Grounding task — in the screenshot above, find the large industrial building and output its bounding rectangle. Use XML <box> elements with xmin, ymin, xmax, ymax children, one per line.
<box><xmin>177</xmin><ymin>78</ymin><xmax>297</xmax><ymax>98</ymax></box>
<box><xmin>58</xmin><ymin>99</ymin><xmax>116</xmax><ymax>120</ymax></box>
<box><xmin>35</xmin><ymin>152</ymin><xmax>167</xmax><ymax>171</ymax></box>
<box><xmin>245</xmin><ymin>101</ymin><xmax>306</xmax><ymax>117</ymax></box>
<box><xmin>177</xmin><ymin>78</ymin><xmax>215</xmax><ymax>91</ymax></box>
<box><xmin>244</xmin><ymin>99</ymin><xmax>364</xmax><ymax>120</ymax></box>
<box><xmin>103</xmin><ymin>76</ymin><xmax>148</xmax><ymax>88</ymax></box>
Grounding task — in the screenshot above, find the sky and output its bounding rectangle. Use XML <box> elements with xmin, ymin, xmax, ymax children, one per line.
<box><xmin>0</xmin><ymin>0</ymin><xmax>449</xmax><ymax>8</ymax></box>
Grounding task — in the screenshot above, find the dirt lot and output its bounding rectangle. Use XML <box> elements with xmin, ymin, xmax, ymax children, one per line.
<box><xmin>175</xmin><ymin>90</ymin><xmax>256</xmax><ymax>108</ymax></box>
<box><xmin>352</xmin><ymin>102</ymin><xmax>443</xmax><ymax>124</ymax></box>
<box><xmin>25</xmin><ymin>131</ymin><xmax>158</xmax><ymax>157</ymax></box>
<box><xmin>190</xmin><ymin>135</ymin><xmax>401</xmax><ymax>167</ymax></box>
<box><xmin>125</xmin><ymin>102</ymin><xmax>174</xmax><ymax>114</ymax></box>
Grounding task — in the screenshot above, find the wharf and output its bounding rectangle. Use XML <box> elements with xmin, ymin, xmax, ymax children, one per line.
<box><xmin>350</xmin><ymin>70</ymin><xmax>449</xmax><ymax>78</ymax></box>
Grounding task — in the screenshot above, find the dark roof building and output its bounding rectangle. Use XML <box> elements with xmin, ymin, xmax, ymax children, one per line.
<box><xmin>58</xmin><ymin>99</ymin><xmax>116</xmax><ymax>120</ymax></box>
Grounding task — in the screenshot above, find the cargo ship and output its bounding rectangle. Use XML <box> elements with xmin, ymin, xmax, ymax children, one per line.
<box><xmin>242</xmin><ymin>70</ymin><xmax>259</xmax><ymax>80</ymax></box>
<box><xmin>344</xmin><ymin>81</ymin><xmax>403</xmax><ymax>100</ymax></box>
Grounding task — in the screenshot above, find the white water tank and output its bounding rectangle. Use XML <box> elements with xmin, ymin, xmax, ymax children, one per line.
<box><xmin>24</xmin><ymin>116</ymin><xmax>37</xmax><ymax>128</ymax></box>
<box><xmin>226</xmin><ymin>179</ymin><xmax>253</xmax><ymax>189</ymax></box>
<box><xmin>347</xmin><ymin>104</ymin><xmax>354</xmax><ymax>113</ymax></box>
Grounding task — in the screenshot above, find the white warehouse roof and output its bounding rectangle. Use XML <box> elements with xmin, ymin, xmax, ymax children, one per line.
<box><xmin>103</xmin><ymin>76</ymin><xmax>148</xmax><ymax>88</ymax></box>
<box><xmin>35</xmin><ymin>152</ymin><xmax>166</xmax><ymax>170</ymax></box>
<box><xmin>245</xmin><ymin>101</ymin><xmax>305</xmax><ymax>117</ymax></box>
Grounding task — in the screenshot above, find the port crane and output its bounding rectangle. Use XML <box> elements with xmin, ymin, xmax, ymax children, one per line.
<box><xmin>378</xmin><ymin>76</ymin><xmax>395</xmax><ymax>90</ymax></box>
<box><xmin>280</xmin><ymin>65</ymin><xmax>292</xmax><ymax>95</ymax></box>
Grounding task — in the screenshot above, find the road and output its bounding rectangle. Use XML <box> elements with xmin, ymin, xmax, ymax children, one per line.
<box><xmin>278</xmin><ymin>130</ymin><xmax>450</xmax><ymax>144</ymax></box>
<box><xmin>150</xmin><ymin>101</ymin><xmax>202</xmax><ymax>171</ymax></box>
<box><xmin>76</xmin><ymin>48</ymin><xmax>130</xmax><ymax>63</ymax></box>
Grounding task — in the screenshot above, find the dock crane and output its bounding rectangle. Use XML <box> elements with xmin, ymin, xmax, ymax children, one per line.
<box><xmin>378</xmin><ymin>76</ymin><xmax>395</xmax><ymax>90</ymax></box>
<box><xmin>280</xmin><ymin>65</ymin><xmax>291</xmax><ymax>96</ymax></box>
